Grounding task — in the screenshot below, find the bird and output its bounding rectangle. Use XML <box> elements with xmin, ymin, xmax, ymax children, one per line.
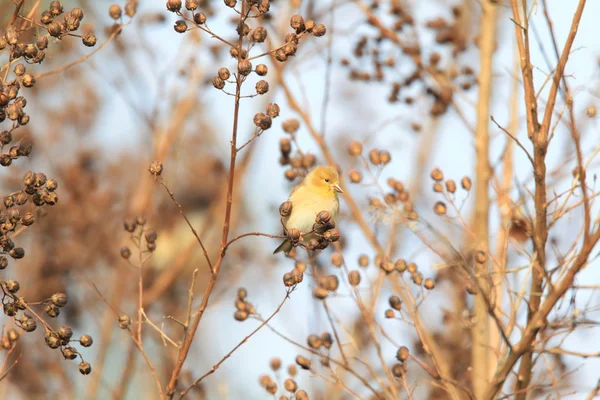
<box><xmin>273</xmin><ymin>165</ymin><xmax>343</xmax><ymax>255</ymax></box>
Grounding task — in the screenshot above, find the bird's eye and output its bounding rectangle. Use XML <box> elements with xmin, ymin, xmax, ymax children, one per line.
<box><xmin>325</xmin><ymin>179</ymin><xmax>330</xmax><ymax>183</ymax></box>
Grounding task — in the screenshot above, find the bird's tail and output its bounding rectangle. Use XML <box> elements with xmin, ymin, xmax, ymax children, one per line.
<box><xmin>273</xmin><ymin>239</ymin><xmax>293</xmax><ymax>255</ymax></box>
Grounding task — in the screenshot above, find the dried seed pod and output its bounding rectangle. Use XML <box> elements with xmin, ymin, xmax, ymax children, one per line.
<box><xmin>424</xmin><ymin>278</ymin><xmax>435</xmax><ymax>290</ymax></box>
<box><xmin>252</xmin><ymin>27</ymin><xmax>268</xmax><ymax>42</ymax></box>
<box><xmin>270</xmin><ymin>357</ymin><xmax>281</xmax><ymax>371</ymax></box>
<box><xmin>430</xmin><ymin>168</ymin><xmax>443</xmax><ymax>181</ymax></box>
<box><xmin>82</xmin><ymin>32</ymin><xmax>97</xmax><ymax>47</ymax></box>
<box><xmin>411</xmin><ymin>271</ymin><xmax>423</xmax><ymax>285</ymax></box>
<box><xmin>58</xmin><ymin>325</ymin><xmax>73</xmax><ymax>340</ymax></box>
<box><xmin>326</xmin><ymin>275</ymin><xmax>339</xmax><ymax>291</ymax></box>
<box><xmin>238</xmin><ymin>60</ymin><xmax>252</xmax><ymax>76</ymax></box>
<box><xmin>149</xmin><ymin>161</ymin><xmax>163</xmax><ymax>176</ymax></box>
<box><xmin>51</xmin><ymin>292</ymin><xmax>68</xmax><ymax>307</ymax></box>
<box><xmin>331</xmin><ymin>252</ymin><xmax>343</xmax><ymax>267</ymax></box>
<box><xmin>144</xmin><ymin>228</ymin><xmax>158</xmax><ymax>243</ymax></box>
<box><xmin>312</xmin><ymin>24</ymin><xmax>326</xmax><ymax>37</ymax></box>
<box><xmin>284</xmin><ymin>169</ymin><xmax>297</xmax><ymax>181</ymax></box>
<box><xmin>385</xmin><ymin>309</ymin><xmax>395</xmax><ymax>318</ymax></box>
<box><xmin>193</xmin><ymin>12</ymin><xmax>206</xmax><ymax>24</ymax></box>
<box><xmin>307</xmin><ymin>334</ymin><xmax>322</xmax><ymax>348</ymax></box>
<box><xmin>109</xmin><ymin>4</ymin><xmax>122</xmax><ymax>19</ymax></box>
<box><xmin>166</xmin><ymin>0</ymin><xmax>182</xmax><ymax>12</ymax></box>
<box><xmin>312</xmin><ymin>287</ymin><xmax>328</xmax><ymax>300</ymax></box>
<box><xmin>296</xmin><ymin>355</ymin><xmax>311</xmax><ymax>370</ymax></box>
<box><xmin>395</xmin><ymin>259</ymin><xmax>407</xmax><ymax>273</ymax></box>
<box><xmin>349</xmin><ymin>169</ymin><xmax>362</xmax><ymax>183</ymax></box>
<box><xmin>78</xmin><ymin>361</ymin><xmax>92</xmax><ymax>375</ymax></box>
<box><xmin>348</xmin><ymin>140</ymin><xmax>363</xmax><ymax>156</ymax></box>
<box><xmin>380</xmin><ymin>260</ymin><xmax>395</xmax><ymax>274</ymax></box>
<box><xmin>267</xmin><ymin>103</ymin><xmax>280</xmax><ymax>118</ymax></box>
<box><xmin>368</xmin><ymin>149</ymin><xmax>381</xmax><ymax>165</ymax></box>
<box><xmin>256</xmin><ymin>64</ymin><xmax>268</xmax><ymax>76</ymax></box>
<box><xmin>389</xmin><ymin>295</ymin><xmax>402</xmax><ymax>310</ymax></box>
<box><xmin>406</xmin><ymin>263</ymin><xmax>417</xmax><ymax>273</ymax></box>
<box><xmin>461</xmin><ymin>176</ymin><xmax>472</xmax><ymax>190</ymax></box>
<box><xmin>291</xmin><ymin>268</ymin><xmax>303</xmax><ymax>284</ymax></box>
<box><xmin>174</xmin><ymin>20</ymin><xmax>188</xmax><ymax>33</ymax></box>
<box><xmin>296</xmin><ymin>390</ymin><xmax>308</xmax><ymax>400</ymax></box>
<box><xmin>380</xmin><ymin>150</ymin><xmax>391</xmax><ymax>164</ymax></box>
<box><xmin>433</xmin><ymin>182</ymin><xmax>443</xmax><ymax>193</ymax></box>
<box><xmin>118</xmin><ymin>314</ymin><xmax>131</xmax><ymax>329</ymax></box>
<box><xmin>62</xmin><ymin>347</ymin><xmax>77</xmax><ymax>360</ymax></box>
<box><xmin>445</xmin><ymin>179</ymin><xmax>456</xmax><ymax>193</ymax></box>
<box><xmin>392</xmin><ymin>363</ymin><xmax>404</xmax><ymax>378</ymax></box>
<box><xmin>396</xmin><ymin>346</ymin><xmax>409</xmax><ymax>362</ymax></box>
<box><xmin>302</xmin><ymin>154</ymin><xmax>316</xmax><ymax>168</ymax></box>
<box><xmin>255</xmin><ymin>80</ymin><xmax>269</xmax><ymax>95</ymax></box>
<box><xmin>218</xmin><ymin>67</ymin><xmax>230</xmax><ymax>80</ymax></box>
<box><xmin>279</xmin><ymin>201</ymin><xmax>293</xmax><ymax>217</ymax></box>
<box><xmin>45</xmin><ymin>332</ymin><xmax>61</xmax><ymax>348</ymax></box>
<box><xmin>323</xmin><ymin>229</ymin><xmax>340</xmax><ymax>242</ymax></box>
<box><xmin>0</xmin><ymin>256</ymin><xmax>7</xmax><ymax>270</ymax></box>
<box><xmin>475</xmin><ymin>250</ymin><xmax>487</xmax><ymax>263</ymax></box>
<box><xmin>253</xmin><ymin>113</ymin><xmax>272</xmax><ymax>130</ymax></box>
<box><xmin>282</xmin><ymin>119</ymin><xmax>300</xmax><ymax>134</ymax></box>
<box><xmin>348</xmin><ymin>270</ymin><xmax>361</xmax><ymax>286</ymax></box>
<box><xmin>284</xmin><ymin>378</ymin><xmax>298</xmax><ymax>392</ymax></box>
<box><xmin>80</xmin><ymin>334</ymin><xmax>93</xmax><ymax>347</ymax></box>
<box><xmin>434</xmin><ymin>201</ymin><xmax>447</xmax><ymax>215</ymax></box>
<box><xmin>234</xmin><ymin>310</ymin><xmax>248</xmax><ymax>321</ymax></box>
<box><xmin>316</xmin><ymin>210</ymin><xmax>331</xmax><ymax>225</ymax></box>
<box><xmin>283</xmin><ymin>272</ymin><xmax>295</xmax><ymax>287</ymax></box>
<box><xmin>358</xmin><ymin>254</ymin><xmax>369</xmax><ymax>267</ymax></box>
<box><xmin>46</xmin><ymin>304</ymin><xmax>60</xmax><ymax>317</ymax></box>
<box><xmin>290</xmin><ymin>15</ymin><xmax>305</xmax><ymax>32</ymax></box>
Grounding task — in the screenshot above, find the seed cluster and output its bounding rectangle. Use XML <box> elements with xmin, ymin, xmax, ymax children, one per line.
<box><xmin>340</xmin><ymin>3</ymin><xmax>477</xmax><ymax>118</ymax></box>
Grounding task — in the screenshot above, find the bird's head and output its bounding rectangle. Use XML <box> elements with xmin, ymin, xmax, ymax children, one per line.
<box><xmin>307</xmin><ymin>166</ymin><xmax>343</xmax><ymax>196</ymax></box>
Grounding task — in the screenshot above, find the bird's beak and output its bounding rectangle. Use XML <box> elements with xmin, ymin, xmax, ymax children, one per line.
<box><xmin>333</xmin><ymin>184</ymin><xmax>343</xmax><ymax>193</ymax></box>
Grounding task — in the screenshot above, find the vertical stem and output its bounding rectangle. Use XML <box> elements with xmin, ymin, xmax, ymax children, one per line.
<box><xmin>164</xmin><ymin>3</ymin><xmax>246</xmax><ymax>396</ymax></box>
<box><xmin>472</xmin><ymin>1</ymin><xmax>496</xmax><ymax>398</ymax></box>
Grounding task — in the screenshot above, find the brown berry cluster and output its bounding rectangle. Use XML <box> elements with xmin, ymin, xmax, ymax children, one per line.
<box><xmin>167</xmin><ymin>1</ymin><xmax>326</xmax><ymax>162</ymax></box>
<box><xmin>259</xmin><ymin>357</ymin><xmax>309</xmax><ymax>399</ymax></box>
<box><xmin>121</xmin><ymin>216</ymin><xmax>157</xmax><ymax>256</ymax></box>
<box><xmin>279</xmin><ymin>119</ymin><xmax>318</xmax><ymax>182</ymax></box>
<box><xmin>429</xmin><ymin>167</ymin><xmax>472</xmax><ymax>216</ymax></box>
<box><xmin>282</xmin><ymin>260</ymin><xmax>305</xmax><ymax>288</ymax></box>
<box><xmin>0</xmin><ymin>171</ymin><xmax>59</xmax><ymax>270</ymax></box>
<box><xmin>1</xmin><ymin>281</ymin><xmax>94</xmax><ymax>375</ymax></box>
<box><xmin>1</xmin><ymin>2</ymin><xmax>98</xmax><ymax>142</ymax></box>
<box><xmin>312</xmin><ymin>274</ymin><xmax>339</xmax><ymax>300</ymax></box>
<box><xmin>280</xmin><ymin>207</ymin><xmax>340</xmax><ymax>254</ymax></box>
<box><xmin>340</xmin><ymin>3</ymin><xmax>477</xmax><ymax>119</ymax></box>
<box><xmin>233</xmin><ymin>287</ymin><xmax>255</xmax><ymax>322</ymax></box>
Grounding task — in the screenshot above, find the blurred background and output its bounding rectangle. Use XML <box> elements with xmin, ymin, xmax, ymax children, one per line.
<box><xmin>1</xmin><ymin>0</ymin><xmax>600</xmax><ymax>399</ymax></box>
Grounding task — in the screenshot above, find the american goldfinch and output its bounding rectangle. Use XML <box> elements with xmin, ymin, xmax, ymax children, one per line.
<box><xmin>274</xmin><ymin>165</ymin><xmax>343</xmax><ymax>255</ymax></box>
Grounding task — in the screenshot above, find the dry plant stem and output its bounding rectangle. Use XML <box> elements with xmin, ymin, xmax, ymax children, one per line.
<box><xmin>179</xmin><ymin>290</ymin><xmax>292</xmax><ymax>397</ymax></box>
<box><xmin>35</xmin><ymin>24</ymin><xmax>127</xmax><ymax>80</ymax></box>
<box><xmin>490</xmin><ymin>51</ymin><xmax>519</xmax><ymax>369</ymax></box>
<box><xmin>0</xmin><ymin>346</ymin><xmax>21</xmax><ymax>383</ymax></box>
<box><xmin>471</xmin><ymin>1</ymin><xmax>496</xmax><ymax>397</ymax></box>
<box><xmin>91</xmin><ymin>284</ymin><xmax>165</xmax><ymax>399</ymax></box>
<box><xmin>164</xmin><ymin>5</ymin><xmax>247</xmax><ymax>396</ymax></box>
<box><xmin>509</xmin><ymin>1</ymin><xmax>587</xmax><ymax>397</ymax></box>
<box><xmin>156</xmin><ymin>178</ymin><xmax>213</xmax><ymax>272</ymax></box>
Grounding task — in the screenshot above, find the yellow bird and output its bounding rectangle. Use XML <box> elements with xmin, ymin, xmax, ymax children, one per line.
<box><xmin>274</xmin><ymin>165</ymin><xmax>343</xmax><ymax>255</ymax></box>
